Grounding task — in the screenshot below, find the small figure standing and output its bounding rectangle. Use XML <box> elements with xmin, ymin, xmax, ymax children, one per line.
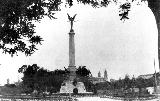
<box><xmin>67</xmin><ymin>13</ymin><xmax>77</xmax><ymax>31</ymax></box>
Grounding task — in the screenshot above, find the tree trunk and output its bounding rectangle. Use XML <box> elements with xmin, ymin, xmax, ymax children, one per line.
<box><xmin>147</xmin><ymin>0</ymin><xmax>160</xmax><ymax>93</ymax></box>
<box><xmin>147</xmin><ymin>0</ymin><xmax>160</xmax><ymax>72</ymax></box>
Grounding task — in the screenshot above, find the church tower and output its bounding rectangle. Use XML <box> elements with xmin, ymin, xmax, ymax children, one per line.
<box><xmin>104</xmin><ymin>69</ymin><xmax>108</xmax><ymax>81</ymax></box>
<box><xmin>98</xmin><ymin>71</ymin><xmax>101</xmax><ymax>77</ymax></box>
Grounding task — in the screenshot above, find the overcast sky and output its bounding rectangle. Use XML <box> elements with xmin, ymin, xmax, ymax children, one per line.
<box><xmin>0</xmin><ymin>1</ymin><xmax>159</xmax><ymax>85</ymax></box>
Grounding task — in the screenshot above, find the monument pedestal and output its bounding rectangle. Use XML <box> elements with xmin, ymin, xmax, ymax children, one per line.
<box><xmin>60</xmin><ymin>80</ymin><xmax>86</xmax><ymax>94</ymax></box>
<box><xmin>60</xmin><ymin>66</ymin><xmax>86</xmax><ymax>94</ymax></box>
<box><xmin>67</xmin><ymin>66</ymin><xmax>76</xmax><ymax>81</ymax></box>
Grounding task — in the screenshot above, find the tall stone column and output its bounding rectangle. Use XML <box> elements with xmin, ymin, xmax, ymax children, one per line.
<box><xmin>69</xmin><ymin>30</ymin><xmax>75</xmax><ymax>67</ymax></box>
<box><xmin>68</xmin><ymin>30</ymin><xmax>77</xmax><ymax>81</ymax></box>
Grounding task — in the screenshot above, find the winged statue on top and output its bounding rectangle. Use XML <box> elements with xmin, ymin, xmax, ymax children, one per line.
<box><xmin>67</xmin><ymin>13</ymin><xmax>77</xmax><ymax>31</ymax></box>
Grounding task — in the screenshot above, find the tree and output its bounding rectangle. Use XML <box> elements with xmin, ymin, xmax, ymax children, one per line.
<box><xmin>0</xmin><ymin>0</ymin><xmax>60</xmax><ymax>56</ymax></box>
<box><xmin>18</xmin><ymin>64</ymin><xmax>40</xmax><ymax>93</ymax></box>
<box><xmin>147</xmin><ymin>0</ymin><xmax>160</xmax><ymax>70</ymax></box>
<box><xmin>117</xmin><ymin>78</ymin><xmax>124</xmax><ymax>89</ymax></box>
<box><xmin>76</xmin><ymin>66</ymin><xmax>91</xmax><ymax>77</ymax></box>
<box><xmin>135</xmin><ymin>77</ymin><xmax>146</xmax><ymax>95</ymax></box>
<box><xmin>123</xmin><ymin>74</ymin><xmax>131</xmax><ymax>89</ymax></box>
<box><xmin>96</xmin><ymin>81</ymin><xmax>111</xmax><ymax>90</ymax></box>
<box><xmin>18</xmin><ymin>64</ymin><xmax>68</xmax><ymax>94</ymax></box>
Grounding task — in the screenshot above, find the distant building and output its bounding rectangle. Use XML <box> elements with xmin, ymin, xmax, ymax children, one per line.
<box><xmin>138</xmin><ymin>72</ymin><xmax>160</xmax><ymax>80</ymax></box>
<box><xmin>138</xmin><ymin>73</ymin><xmax>160</xmax><ymax>93</ymax></box>
<box><xmin>7</xmin><ymin>78</ymin><xmax>10</xmax><ymax>84</ymax></box>
<box><xmin>98</xmin><ymin>71</ymin><xmax>101</xmax><ymax>77</ymax></box>
<box><xmin>89</xmin><ymin>70</ymin><xmax>108</xmax><ymax>84</ymax></box>
<box><xmin>104</xmin><ymin>69</ymin><xmax>108</xmax><ymax>81</ymax></box>
<box><xmin>89</xmin><ymin>77</ymin><xmax>105</xmax><ymax>84</ymax></box>
<box><xmin>138</xmin><ymin>74</ymin><xmax>153</xmax><ymax>79</ymax></box>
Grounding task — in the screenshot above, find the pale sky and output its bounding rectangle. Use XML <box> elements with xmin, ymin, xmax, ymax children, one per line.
<box><xmin>0</xmin><ymin>1</ymin><xmax>159</xmax><ymax>85</ymax></box>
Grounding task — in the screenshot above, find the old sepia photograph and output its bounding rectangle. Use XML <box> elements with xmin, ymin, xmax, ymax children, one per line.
<box><xmin>0</xmin><ymin>0</ymin><xmax>160</xmax><ymax>100</ymax></box>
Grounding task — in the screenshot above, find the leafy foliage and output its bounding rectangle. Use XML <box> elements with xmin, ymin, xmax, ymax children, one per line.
<box><xmin>95</xmin><ymin>81</ymin><xmax>111</xmax><ymax>90</ymax></box>
<box><xmin>77</xmin><ymin>0</ymin><xmax>111</xmax><ymax>7</ymax></box>
<box><xmin>76</xmin><ymin>66</ymin><xmax>91</xmax><ymax>77</ymax></box>
<box><xmin>119</xmin><ymin>2</ymin><xmax>131</xmax><ymax>21</ymax></box>
<box><xmin>0</xmin><ymin>0</ymin><xmax>61</xmax><ymax>56</ymax></box>
<box><xmin>18</xmin><ymin>64</ymin><xmax>68</xmax><ymax>93</ymax></box>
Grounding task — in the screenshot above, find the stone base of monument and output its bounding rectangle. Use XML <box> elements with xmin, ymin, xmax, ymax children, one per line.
<box><xmin>60</xmin><ymin>80</ymin><xmax>86</xmax><ymax>93</ymax></box>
